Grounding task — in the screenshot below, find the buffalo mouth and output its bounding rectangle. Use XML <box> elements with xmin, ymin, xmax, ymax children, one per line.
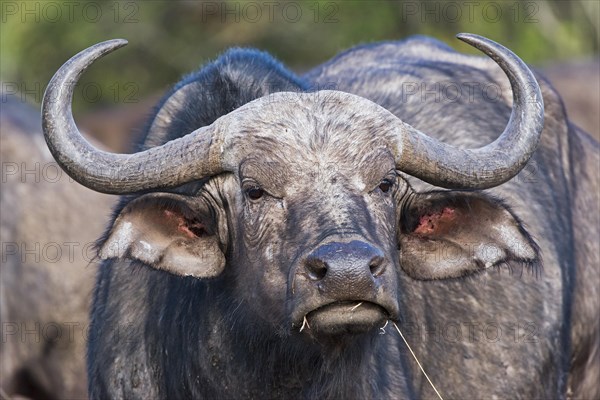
<box><xmin>303</xmin><ymin>301</ymin><xmax>389</xmax><ymax>336</ymax></box>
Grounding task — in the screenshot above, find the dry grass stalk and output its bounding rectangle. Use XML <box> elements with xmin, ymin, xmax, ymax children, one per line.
<box><xmin>392</xmin><ymin>321</ymin><xmax>444</xmax><ymax>400</ymax></box>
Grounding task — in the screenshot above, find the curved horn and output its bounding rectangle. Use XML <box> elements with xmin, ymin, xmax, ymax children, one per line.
<box><xmin>42</xmin><ymin>40</ymin><xmax>227</xmax><ymax>194</ymax></box>
<box><xmin>394</xmin><ymin>33</ymin><xmax>544</xmax><ymax>189</ymax></box>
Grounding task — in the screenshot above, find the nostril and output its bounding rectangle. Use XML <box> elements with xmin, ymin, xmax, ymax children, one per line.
<box><xmin>306</xmin><ymin>258</ymin><xmax>328</xmax><ymax>281</ymax></box>
<box><xmin>369</xmin><ymin>256</ymin><xmax>385</xmax><ymax>277</ymax></box>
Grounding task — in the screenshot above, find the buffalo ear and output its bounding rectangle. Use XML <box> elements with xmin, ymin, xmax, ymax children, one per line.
<box><xmin>100</xmin><ymin>193</ymin><xmax>225</xmax><ymax>278</ymax></box>
<box><xmin>399</xmin><ymin>191</ymin><xmax>539</xmax><ymax>280</ymax></box>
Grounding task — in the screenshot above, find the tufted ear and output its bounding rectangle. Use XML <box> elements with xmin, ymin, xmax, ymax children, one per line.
<box><xmin>100</xmin><ymin>193</ymin><xmax>226</xmax><ymax>278</ymax></box>
<box><xmin>399</xmin><ymin>191</ymin><xmax>539</xmax><ymax>280</ymax></box>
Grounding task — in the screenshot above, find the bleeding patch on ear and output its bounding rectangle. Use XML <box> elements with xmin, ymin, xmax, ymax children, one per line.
<box><xmin>100</xmin><ymin>193</ymin><xmax>225</xmax><ymax>278</ymax></box>
<box><xmin>413</xmin><ymin>207</ymin><xmax>457</xmax><ymax>236</ymax></box>
<box><xmin>164</xmin><ymin>209</ymin><xmax>207</xmax><ymax>238</ymax></box>
<box><xmin>399</xmin><ymin>191</ymin><xmax>540</xmax><ymax>280</ymax></box>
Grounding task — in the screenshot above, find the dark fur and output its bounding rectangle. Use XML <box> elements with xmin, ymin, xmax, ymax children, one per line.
<box><xmin>140</xmin><ymin>48</ymin><xmax>309</xmax><ymax>149</ymax></box>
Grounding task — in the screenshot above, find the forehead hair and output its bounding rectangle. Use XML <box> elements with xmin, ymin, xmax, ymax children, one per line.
<box><xmin>231</xmin><ymin>92</ymin><xmax>398</xmax><ymax>191</ymax></box>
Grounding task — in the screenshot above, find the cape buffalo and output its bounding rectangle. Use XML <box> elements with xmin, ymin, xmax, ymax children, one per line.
<box><xmin>1</xmin><ymin>93</ymin><xmax>114</xmax><ymax>398</ymax></box>
<box><xmin>41</xmin><ymin>34</ymin><xmax>599</xmax><ymax>399</ymax></box>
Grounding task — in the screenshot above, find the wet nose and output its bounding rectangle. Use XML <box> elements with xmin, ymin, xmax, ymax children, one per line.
<box><xmin>304</xmin><ymin>240</ymin><xmax>386</xmax><ymax>297</ymax></box>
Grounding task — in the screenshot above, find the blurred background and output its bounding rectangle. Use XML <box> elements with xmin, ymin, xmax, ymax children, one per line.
<box><xmin>1</xmin><ymin>0</ymin><xmax>598</xmax><ymax>148</ymax></box>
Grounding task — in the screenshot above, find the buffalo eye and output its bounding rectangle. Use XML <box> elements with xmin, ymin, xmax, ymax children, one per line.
<box><xmin>378</xmin><ymin>179</ymin><xmax>393</xmax><ymax>193</ymax></box>
<box><xmin>246</xmin><ymin>187</ymin><xmax>265</xmax><ymax>200</ymax></box>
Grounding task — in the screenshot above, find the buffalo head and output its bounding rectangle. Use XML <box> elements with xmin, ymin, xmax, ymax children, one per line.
<box><xmin>42</xmin><ymin>34</ymin><xmax>543</xmax><ymax>340</ymax></box>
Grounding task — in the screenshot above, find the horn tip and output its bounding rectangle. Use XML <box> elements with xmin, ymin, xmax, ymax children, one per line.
<box><xmin>90</xmin><ymin>39</ymin><xmax>128</xmax><ymax>54</ymax></box>
<box><xmin>104</xmin><ymin>38</ymin><xmax>128</xmax><ymax>49</ymax></box>
<box><xmin>455</xmin><ymin>33</ymin><xmax>486</xmax><ymax>46</ymax></box>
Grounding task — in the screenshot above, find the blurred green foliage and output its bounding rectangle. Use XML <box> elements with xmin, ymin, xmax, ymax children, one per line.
<box><xmin>1</xmin><ymin>0</ymin><xmax>598</xmax><ymax>113</ymax></box>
